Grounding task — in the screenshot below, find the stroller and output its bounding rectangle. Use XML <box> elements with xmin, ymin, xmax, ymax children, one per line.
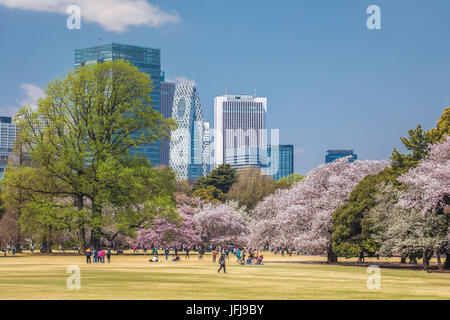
<box><xmin>255</xmin><ymin>255</ymin><xmax>264</xmax><ymax>265</ymax></box>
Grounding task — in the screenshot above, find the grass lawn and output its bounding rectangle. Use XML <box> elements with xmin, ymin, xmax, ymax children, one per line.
<box><xmin>0</xmin><ymin>253</ymin><xmax>449</xmax><ymax>300</ymax></box>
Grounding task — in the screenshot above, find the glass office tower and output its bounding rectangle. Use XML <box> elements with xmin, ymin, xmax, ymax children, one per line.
<box><xmin>170</xmin><ymin>81</ymin><xmax>208</xmax><ymax>181</ymax></box>
<box><xmin>325</xmin><ymin>150</ymin><xmax>357</xmax><ymax>163</ymax></box>
<box><xmin>160</xmin><ymin>80</ymin><xmax>176</xmax><ymax>166</ymax></box>
<box><xmin>0</xmin><ymin>117</ymin><xmax>17</xmax><ymax>179</ymax></box>
<box><xmin>75</xmin><ymin>43</ymin><xmax>162</xmax><ymax>166</ymax></box>
<box><xmin>266</xmin><ymin>144</ymin><xmax>294</xmax><ymax>181</ymax></box>
<box><xmin>214</xmin><ymin>94</ymin><xmax>267</xmax><ymax>169</ymax></box>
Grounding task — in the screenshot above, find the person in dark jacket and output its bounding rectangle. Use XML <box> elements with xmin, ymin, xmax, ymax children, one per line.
<box><xmin>218</xmin><ymin>254</ymin><xmax>226</xmax><ymax>273</ymax></box>
<box><xmin>86</xmin><ymin>248</ymin><xmax>92</xmax><ymax>264</ymax></box>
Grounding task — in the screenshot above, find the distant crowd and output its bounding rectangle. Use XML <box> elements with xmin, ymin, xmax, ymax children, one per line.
<box><xmin>85</xmin><ymin>248</ymin><xmax>111</xmax><ymax>264</ymax></box>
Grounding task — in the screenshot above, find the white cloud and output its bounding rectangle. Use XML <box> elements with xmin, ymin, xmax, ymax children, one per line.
<box><xmin>0</xmin><ymin>83</ymin><xmax>45</xmax><ymax>117</ymax></box>
<box><xmin>0</xmin><ymin>0</ymin><xmax>179</xmax><ymax>32</ymax></box>
<box><xmin>18</xmin><ymin>83</ymin><xmax>45</xmax><ymax>109</ymax></box>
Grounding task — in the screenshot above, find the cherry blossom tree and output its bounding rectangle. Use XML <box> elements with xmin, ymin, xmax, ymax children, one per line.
<box><xmin>135</xmin><ymin>194</ymin><xmax>201</xmax><ymax>249</ymax></box>
<box><xmin>193</xmin><ymin>202</ymin><xmax>249</xmax><ymax>247</ymax></box>
<box><xmin>249</xmin><ymin>158</ymin><xmax>388</xmax><ymax>262</ymax></box>
<box><xmin>397</xmin><ymin>136</ymin><xmax>450</xmax><ymax>268</ymax></box>
<box><xmin>397</xmin><ymin>136</ymin><xmax>450</xmax><ymax>215</ymax></box>
<box><xmin>367</xmin><ymin>182</ymin><xmax>447</xmax><ymax>269</ymax></box>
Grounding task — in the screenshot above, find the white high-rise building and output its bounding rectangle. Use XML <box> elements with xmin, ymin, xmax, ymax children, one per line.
<box><xmin>170</xmin><ymin>81</ymin><xmax>208</xmax><ymax>181</ymax></box>
<box><xmin>214</xmin><ymin>94</ymin><xmax>267</xmax><ymax>169</ymax></box>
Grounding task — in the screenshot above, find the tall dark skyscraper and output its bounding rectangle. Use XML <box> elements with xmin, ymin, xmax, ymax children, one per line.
<box><xmin>74</xmin><ymin>43</ymin><xmax>162</xmax><ymax>166</ymax></box>
<box><xmin>0</xmin><ymin>116</ymin><xmax>17</xmax><ymax>179</ymax></box>
<box><xmin>160</xmin><ymin>80</ymin><xmax>175</xmax><ymax>166</ymax></box>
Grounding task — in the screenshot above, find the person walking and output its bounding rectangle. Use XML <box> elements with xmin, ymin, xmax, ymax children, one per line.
<box><xmin>198</xmin><ymin>247</ymin><xmax>204</xmax><ymax>260</ymax></box>
<box><xmin>236</xmin><ymin>248</ymin><xmax>241</xmax><ymax>263</ymax></box>
<box><xmin>218</xmin><ymin>254</ymin><xmax>226</xmax><ymax>273</ymax></box>
<box><xmin>107</xmin><ymin>248</ymin><xmax>111</xmax><ymax>263</ymax></box>
<box><xmin>86</xmin><ymin>248</ymin><xmax>92</xmax><ymax>264</ymax></box>
<box><xmin>185</xmin><ymin>247</ymin><xmax>190</xmax><ymax>259</ymax></box>
<box><xmin>165</xmin><ymin>248</ymin><xmax>169</xmax><ymax>260</ymax></box>
<box><xmin>93</xmin><ymin>249</ymin><xmax>97</xmax><ymax>263</ymax></box>
<box><xmin>212</xmin><ymin>248</ymin><xmax>217</xmax><ymax>263</ymax></box>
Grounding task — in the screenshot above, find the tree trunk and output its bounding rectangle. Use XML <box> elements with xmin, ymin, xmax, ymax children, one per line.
<box><xmin>327</xmin><ymin>244</ymin><xmax>338</xmax><ymax>263</ymax></box>
<box><xmin>41</xmin><ymin>235</ymin><xmax>52</xmax><ymax>254</ymax></box>
<box><xmin>423</xmin><ymin>249</ymin><xmax>433</xmax><ymax>271</ymax></box>
<box><xmin>437</xmin><ymin>251</ymin><xmax>443</xmax><ymax>271</ymax></box>
<box><xmin>89</xmin><ymin>230</ymin><xmax>100</xmax><ymax>249</ymax></box>
<box><xmin>400</xmin><ymin>253</ymin><xmax>407</xmax><ymax>264</ymax></box>
<box><xmin>75</xmin><ymin>195</ymin><xmax>86</xmax><ymax>250</ymax></box>
<box><xmin>88</xmin><ymin>200</ymin><xmax>102</xmax><ymax>249</ymax></box>
<box><xmin>79</xmin><ymin>228</ymin><xmax>86</xmax><ymax>250</ymax></box>
<box><xmin>444</xmin><ymin>251</ymin><xmax>450</xmax><ymax>270</ymax></box>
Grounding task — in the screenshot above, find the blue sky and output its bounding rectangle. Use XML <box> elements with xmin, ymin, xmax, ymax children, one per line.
<box><xmin>0</xmin><ymin>0</ymin><xmax>449</xmax><ymax>174</ymax></box>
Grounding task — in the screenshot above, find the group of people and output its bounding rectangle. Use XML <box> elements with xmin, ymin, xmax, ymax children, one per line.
<box><xmin>235</xmin><ymin>247</ymin><xmax>264</xmax><ymax>265</ymax></box>
<box><xmin>135</xmin><ymin>245</ymin><xmax>266</xmax><ymax>273</ymax></box>
<box><xmin>85</xmin><ymin>248</ymin><xmax>111</xmax><ymax>264</ymax></box>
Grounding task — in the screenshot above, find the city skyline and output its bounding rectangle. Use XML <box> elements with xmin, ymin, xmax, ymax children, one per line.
<box><xmin>1</xmin><ymin>1</ymin><xmax>449</xmax><ymax>174</ymax></box>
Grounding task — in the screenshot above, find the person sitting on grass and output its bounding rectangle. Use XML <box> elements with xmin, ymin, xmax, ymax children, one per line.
<box><xmin>172</xmin><ymin>254</ymin><xmax>180</xmax><ymax>262</ymax></box>
<box><xmin>246</xmin><ymin>256</ymin><xmax>253</xmax><ymax>265</ymax></box>
<box><xmin>149</xmin><ymin>255</ymin><xmax>159</xmax><ymax>262</ymax></box>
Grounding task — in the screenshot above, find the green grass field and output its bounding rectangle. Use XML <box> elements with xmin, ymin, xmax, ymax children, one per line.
<box><xmin>0</xmin><ymin>253</ymin><xmax>449</xmax><ymax>300</ymax></box>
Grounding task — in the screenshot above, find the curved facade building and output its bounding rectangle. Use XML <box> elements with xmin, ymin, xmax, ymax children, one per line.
<box><xmin>170</xmin><ymin>81</ymin><xmax>208</xmax><ymax>181</ymax></box>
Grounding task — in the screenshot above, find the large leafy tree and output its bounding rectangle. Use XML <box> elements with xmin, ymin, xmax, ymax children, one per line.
<box><xmin>2</xmin><ymin>60</ymin><xmax>177</xmax><ymax>249</ymax></box>
<box><xmin>331</xmin><ymin>168</ymin><xmax>401</xmax><ymax>259</ymax></box>
<box><xmin>192</xmin><ymin>164</ymin><xmax>237</xmax><ymax>195</ymax></box>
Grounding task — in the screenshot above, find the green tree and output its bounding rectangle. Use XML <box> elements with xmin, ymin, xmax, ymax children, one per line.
<box><xmin>331</xmin><ymin>168</ymin><xmax>401</xmax><ymax>259</ymax></box>
<box><xmin>427</xmin><ymin>106</ymin><xmax>450</xmax><ymax>142</ymax></box>
<box><xmin>390</xmin><ymin>125</ymin><xmax>430</xmax><ymax>174</ymax></box>
<box><xmin>2</xmin><ymin>60</ymin><xmax>177</xmax><ymax>249</ymax></box>
<box><xmin>192</xmin><ymin>185</ymin><xmax>225</xmax><ymax>204</ymax></box>
<box><xmin>192</xmin><ymin>164</ymin><xmax>237</xmax><ymax>195</ymax></box>
<box><xmin>276</xmin><ymin>173</ymin><xmax>305</xmax><ymax>189</ymax></box>
<box><xmin>227</xmin><ymin>167</ymin><xmax>278</xmax><ymax>211</ymax></box>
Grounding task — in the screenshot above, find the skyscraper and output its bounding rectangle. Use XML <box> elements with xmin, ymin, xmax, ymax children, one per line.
<box><xmin>0</xmin><ymin>116</ymin><xmax>18</xmax><ymax>178</ymax></box>
<box><xmin>214</xmin><ymin>94</ymin><xmax>267</xmax><ymax>170</ymax></box>
<box><xmin>170</xmin><ymin>81</ymin><xmax>208</xmax><ymax>181</ymax></box>
<box><xmin>74</xmin><ymin>43</ymin><xmax>162</xmax><ymax>166</ymax></box>
<box><xmin>325</xmin><ymin>150</ymin><xmax>357</xmax><ymax>163</ymax></box>
<box><xmin>160</xmin><ymin>80</ymin><xmax>175</xmax><ymax>166</ymax></box>
<box><xmin>266</xmin><ymin>144</ymin><xmax>294</xmax><ymax>181</ymax></box>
